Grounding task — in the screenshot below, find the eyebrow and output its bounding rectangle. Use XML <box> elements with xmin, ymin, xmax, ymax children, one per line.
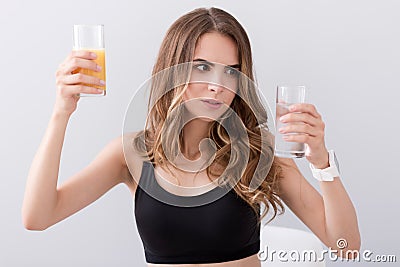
<box><xmin>193</xmin><ymin>58</ymin><xmax>241</xmax><ymax>69</ymax></box>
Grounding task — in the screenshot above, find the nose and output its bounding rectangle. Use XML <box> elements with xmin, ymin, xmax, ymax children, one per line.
<box><xmin>207</xmin><ymin>71</ymin><xmax>224</xmax><ymax>93</ymax></box>
<box><xmin>208</xmin><ymin>82</ymin><xmax>224</xmax><ymax>94</ymax></box>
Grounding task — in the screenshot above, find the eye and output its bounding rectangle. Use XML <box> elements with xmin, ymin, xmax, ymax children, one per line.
<box><xmin>193</xmin><ymin>62</ymin><xmax>211</xmax><ymax>72</ymax></box>
<box><xmin>225</xmin><ymin>67</ymin><xmax>239</xmax><ymax>77</ymax></box>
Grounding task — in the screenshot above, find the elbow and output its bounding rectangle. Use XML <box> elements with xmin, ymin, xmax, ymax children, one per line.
<box><xmin>335</xmin><ymin>235</ymin><xmax>362</xmax><ymax>260</ymax></box>
<box><xmin>24</xmin><ymin>225</ymin><xmax>46</xmax><ymax>231</ymax></box>
<box><xmin>355</xmin><ymin>236</ymin><xmax>362</xmax><ymax>252</ymax></box>
<box><xmin>354</xmin><ymin>235</ymin><xmax>362</xmax><ymax>255</ymax></box>
<box><xmin>351</xmin><ymin>230</ymin><xmax>362</xmax><ymax>253</ymax></box>
<box><xmin>22</xmin><ymin>217</ymin><xmax>48</xmax><ymax>231</ymax></box>
<box><xmin>345</xmin><ymin>241</ymin><xmax>361</xmax><ymax>259</ymax></box>
<box><xmin>21</xmin><ymin>210</ymin><xmax>49</xmax><ymax>231</ymax></box>
<box><xmin>23</xmin><ymin>222</ymin><xmax>48</xmax><ymax>231</ymax></box>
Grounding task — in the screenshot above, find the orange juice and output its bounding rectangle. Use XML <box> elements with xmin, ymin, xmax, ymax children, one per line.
<box><xmin>73</xmin><ymin>49</ymin><xmax>106</xmax><ymax>92</ymax></box>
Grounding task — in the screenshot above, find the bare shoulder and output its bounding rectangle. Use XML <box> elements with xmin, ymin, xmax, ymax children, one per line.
<box><xmin>273</xmin><ymin>156</ymin><xmax>302</xmax><ymax>181</ymax></box>
<box><xmin>273</xmin><ymin>156</ymin><xmax>309</xmax><ymax>202</ymax></box>
<box><xmin>274</xmin><ymin>156</ymin><xmax>297</xmax><ymax>169</ymax></box>
<box><xmin>96</xmin><ymin>132</ymin><xmax>144</xmax><ymax>194</ymax></box>
<box><xmin>120</xmin><ymin>131</ymin><xmax>146</xmax><ymax>195</ymax></box>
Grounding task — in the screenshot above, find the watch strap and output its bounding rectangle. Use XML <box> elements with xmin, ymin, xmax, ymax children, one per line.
<box><xmin>310</xmin><ymin>163</ymin><xmax>340</xmax><ymax>181</ymax></box>
<box><xmin>309</xmin><ymin>150</ymin><xmax>340</xmax><ymax>182</ymax></box>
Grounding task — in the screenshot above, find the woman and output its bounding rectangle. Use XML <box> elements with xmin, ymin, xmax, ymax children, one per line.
<box><xmin>22</xmin><ymin>7</ymin><xmax>360</xmax><ymax>267</ymax></box>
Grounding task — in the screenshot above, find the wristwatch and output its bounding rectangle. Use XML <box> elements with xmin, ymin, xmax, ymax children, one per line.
<box><xmin>310</xmin><ymin>150</ymin><xmax>341</xmax><ymax>182</ymax></box>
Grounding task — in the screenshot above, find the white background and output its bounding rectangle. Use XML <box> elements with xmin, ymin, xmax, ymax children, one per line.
<box><xmin>1</xmin><ymin>0</ymin><xmax>399</xmax><ymax>266</ymax></box>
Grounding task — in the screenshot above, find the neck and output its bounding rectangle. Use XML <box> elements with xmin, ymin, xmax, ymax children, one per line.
<box><xmin>181</xmin><ymin>119</ymin><xmax>212</xmax><ymax>160</ymax></box>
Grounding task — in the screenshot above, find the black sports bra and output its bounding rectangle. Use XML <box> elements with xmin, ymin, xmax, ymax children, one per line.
<box><xmin>134</xmin><ymin>161</ymin><xmax>261</xmax><ymax>264</ymax></box>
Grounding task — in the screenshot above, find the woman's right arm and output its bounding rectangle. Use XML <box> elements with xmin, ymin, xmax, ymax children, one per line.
<box><xmin>22</xmin><ymin>51</ymin><xmax>132</xmax><ymax>230</ymax></box>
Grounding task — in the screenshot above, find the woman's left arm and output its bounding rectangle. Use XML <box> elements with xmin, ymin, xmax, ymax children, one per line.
<box><xmin>276</xmin><ymin>103</ymin><xmax>361</xmax><ymax>257</ymax></box>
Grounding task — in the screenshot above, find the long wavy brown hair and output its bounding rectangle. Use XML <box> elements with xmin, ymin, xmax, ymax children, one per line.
<box><xmin>132</xmin><ymin>7</ymin><xmax>284</xmax><ymax>225</ymax></box>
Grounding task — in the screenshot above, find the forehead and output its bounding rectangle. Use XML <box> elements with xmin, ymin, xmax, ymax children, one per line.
<box><xmin>194</xmin><ymin>32</ymin><xmax>239</xmax><ymax>66</ymax></box>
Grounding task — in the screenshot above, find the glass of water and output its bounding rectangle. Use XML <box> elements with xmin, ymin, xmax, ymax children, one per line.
<box><xmin>274</xmin><ymin>85</ymin><xmax>306</xmax><ymax>158</ymax></box>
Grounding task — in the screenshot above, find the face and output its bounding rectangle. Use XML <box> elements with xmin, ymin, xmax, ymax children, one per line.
<box><xmin>182</xmin><ymin>32</ymin><xmax>240</xmax><ymax>122</ymax></box>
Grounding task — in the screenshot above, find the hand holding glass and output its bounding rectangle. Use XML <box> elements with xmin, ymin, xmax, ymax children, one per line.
<box><xmin>275</xmin><ymin>86</ymin><xmax>306</xmax><ymax>158</ymax></box>
<box><xmin>73</xmin><ymin>24</ymin><xmax>106</xmax><ymax>96</ymax></box>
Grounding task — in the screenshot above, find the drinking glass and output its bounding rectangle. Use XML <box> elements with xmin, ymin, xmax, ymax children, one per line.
<box><xmin>73</xmin><ymin>24</ymin><xmax>106</xmax><ymax>96</ymax></box>
<box><xmin>275</xmin><ymin>85</ymin><xmax>306</xmax><ymax>158</ymax></box>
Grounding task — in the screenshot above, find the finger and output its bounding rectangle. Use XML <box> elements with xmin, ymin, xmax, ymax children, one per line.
<box><xmin>279</xmin><ymin>124</ymin><xmax>319</xmax><ymax>137</ymax></box>
<box><xmin>59</xmin><ymin>84</ymin><xmax>104</xmax><ymax>97</ymax></box>
<box><xmin>280</xmin><ymin>112</ymin><xmax>319</xmax><ymax>127</ymax></box>
<box><xmin>56</xmin><ymin>51</ymin><xmax>99</xmax><ymax>76</ymax></box>
<box><xmin>63</xmin><ymin>57</ymin><xmax>101</xmax><ymax>74</ymax></box>
<box><xmin>62</xmin><ymin>73</ymin><xmax>105</xmax><ymax>86</ymax></box>
<box><xmin>289</xmin><ymin>103</ymin><xmax>321</xmax><ymax>119</ymax></box>
<box><xmin>61</xmin><ymin>50</ymin><xmax>97</xmax><ymax>66</ymax></box>
<box><xmin>70</xmin><ymin>50</ymin><xmax>98</xmax><ymax>60</ymax></box>
<box><xmin>282</xmin><ymin>133</ymin><xmax>311</xmax><ymax>143</ymax></box>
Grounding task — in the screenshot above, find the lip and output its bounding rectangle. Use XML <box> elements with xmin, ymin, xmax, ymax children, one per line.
<box><xmin>201</xmin><ymin>99</ymin><xmax>223</xmax><ymax>109</ymax></box>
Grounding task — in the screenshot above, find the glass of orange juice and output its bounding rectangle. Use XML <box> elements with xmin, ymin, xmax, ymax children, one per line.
<box><xmin>73</xmin><ymin>24</ymin><xmax>106</xmax><ymax>97</ymax></box>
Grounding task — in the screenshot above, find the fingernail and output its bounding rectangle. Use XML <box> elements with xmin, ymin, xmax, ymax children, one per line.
<box><xmin>279</xmin><ymin>116</ymin><xmax>285</xmax><ymax>122</ymax></box>
<box><xmin>91</xmin><ymin>52</ymin><xmax>97</xmax><ymax>59</ymax></box>
<box><xmin>96</xmin><ymin>65</ymin><xmax>102</xmax><ymax>71</ymax></box>
<box><xmin>99</xmin><ymin>80</ymin><xmax>105</xmax><ymax>85</ymax></box>
<box><xmin>289</xmin><ymin>105</ymin><xmax>296</xmax><ymax>111</ymax></box>
<box><xmin>278</xmin><ymin>128</ymin><xmax>284</xmax><ymax>133</ymax></box>
<box><xmin>96</xmin><ymin>89</ymin><xmax>103</xmax><ymax>93</ymax></box>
